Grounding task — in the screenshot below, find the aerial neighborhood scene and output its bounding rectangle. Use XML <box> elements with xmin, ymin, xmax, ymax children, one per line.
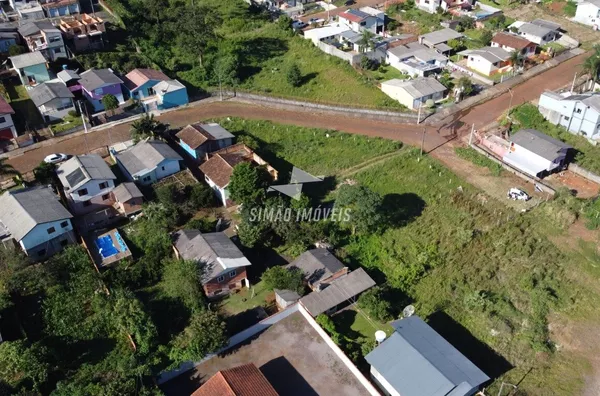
<box><xmin>4</xmin><ymin>0</ymin><xmax>600</xmax><ymax>393</ymax></box>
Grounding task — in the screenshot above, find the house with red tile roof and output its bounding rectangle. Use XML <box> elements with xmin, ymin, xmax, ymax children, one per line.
<box><xmin>0</xmin><ymin>96</ymin><xmax>17</xmax><ymax>141</ymax></box>
<box><xmin>200</xmin><ymin>144</ymin><xmax>278</xmax><ymax>206</ymax></box>
<box><xmin>176</xmin><ymin>122</ymin><xmax>234</xmax><ymax>160</ymax></box>
<box><xmin>123</xmin><ymin>68</ymin><xmax>170</xmax><ymax>100</ymax></box>
<box><xmin>338</xmin><ymin>8</ymin><xmax>383</xmax><ymax>34</ymax></box>
<box><xmin>191</xmin><ymin>363</ymin><xmax>279</xmax><ymax>396</ymax></box>
<box><xmin>491</xmin><ymin>32</ymin><xmax>536</xmax><ymax>58</ymax></box>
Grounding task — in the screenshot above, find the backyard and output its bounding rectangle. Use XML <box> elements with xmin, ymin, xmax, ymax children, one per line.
<box><xmin>3</xmin><ymin>80</ymin><xmax>44</xmax><ymax>132</ymax></box>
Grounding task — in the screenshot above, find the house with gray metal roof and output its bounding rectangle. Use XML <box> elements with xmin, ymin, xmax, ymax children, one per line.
<box><xmin>419</xmin><ymin>28</ymin><xmax>464</xmax><ymax>54</ymax></box>
<box><xmin>29</xmin><ymin>82</ymin><xmax>75</xmax><ymax>122</ymax></box>
<box><xmin>9</xmin><ymin>51</ymin><xmax>50</xmax><ymax>86</ymax></box>
<box><xmin>79</xmin><ymin>68</ymin><xmax>124</xmax><ymax>112</ymax></box>
<box><xmin>365</xmin><ymin>316</ymin><xmax>490</xmax><ymax>396</ymax></box>
<box><xmin>57</xmin><ymin>154</ymin><xmax>117</xmax><ymax>215</ymax></box>
<box><xmin>538</xmin><ymin>91</ymin><xmax>600</xmax><ymax>140</ymax></box>
<box><xmin>458</xmin><ymin>46</ymin><xmax>512</xmax><ymax>76</ymax></box>
<box><xmin>502</xmin><ymin>129</ymin><xmax>572</xmax><ymax>178</ymax></box>
<box><xmin>114</xmin><ymin>139</ymin><xmax>182</xmax><ymax>185</ymax></box>
<box><xmin>287</xmin><ymin>248</ymin><xmax>348</xmax><ymax>291</ymax></box>
<box><xmin>299</xmin><ymin>268</ymin><xmax>375</xmax><ymax>316</ymax></box>
<box><xmin>510</xmin><ymin>20</ymin><xmax>559</xmax><ymax>45</ymax></box>
<box><xmin>386</xmin><ymin>42</ymin><xmax>448</xmax><ymax>77</ymax></box>
<box><xmin>380</xmin><ymin>77</ymin><xmax>447</xmax><ymax>110</ymax></box>
<box><xmin>172</xmin><ymin>230</ymin><xmax>252</xmax><ymax>297</ymax></box>
<box><xmin>176</xmin><ymin>122</ymin><xmax>234</xmax><ymax>160</ymax></box>
<box><xmin>0</xmin><ymin>187</ymin><xmax>75</xmax><ymax>260</ymax></box>
<box><xmin>17</xmin><ymin>21</ymin><xmax>66</xmax><ymax>62</ymax></box>
<box><xmin>111</xmin><ymin>182</ymin><xmax>144</xmax><ymax>216</ymax></box>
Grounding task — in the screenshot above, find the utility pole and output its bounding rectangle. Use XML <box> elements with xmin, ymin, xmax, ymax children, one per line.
<box><xmin>77</xmin><ymin>101</ymin><xmax>90</xmax><ymax>152</ymax></box>
<box><xmin>420</xmin><ymin>128</ymin><xmax>425</xmax><ymax>157</ymax></box>
<box><xmin>570</xmin><ymin>72</ymin><xmax>578</xmax><ymax>93</ymax></box>
<box><xmin>416</xmin><ymin>102</ymin><xmax>422</xmax><ymax>124</ymax></box>
<box><xmin>218</xmin><ymin>73</ymin><xmax>223</xmax><ymax>101</ymax></box>
<box><xmin>507</xmin><ymin>87</ymin><xmax>514</xmax><ymax>119</ymax></box>
<box><xmin>468</xmin><ymin>123</ymin><xmax>475</xmax><ymax>146</ymax></box>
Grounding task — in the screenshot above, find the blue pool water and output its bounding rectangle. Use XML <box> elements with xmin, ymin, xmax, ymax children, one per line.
<box><xmin>95</xmin><ymin>235</ymin><xmax>118</xmax><ymax>258</ymax></box>
<box><xmin>115</xmin><ymin>231</ymin><xmax>128</xmax><ymax>253</ymax></box>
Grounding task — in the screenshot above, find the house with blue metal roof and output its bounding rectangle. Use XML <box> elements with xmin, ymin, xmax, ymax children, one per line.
<box><xmin>365</xmin><ymin>316</ymin><xmax>490</xmax><ymax>396</ymax></box>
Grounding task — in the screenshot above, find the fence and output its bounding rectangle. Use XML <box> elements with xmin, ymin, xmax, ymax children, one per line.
<box><xmin>316</xmin><ymin>41</ymin><xmax>361</xmax><ymax>66</ymax></box>
<box><xmin>446</xmin><ymin>61</ymin><xmax>495</xmax><ymax>86</ymax></box>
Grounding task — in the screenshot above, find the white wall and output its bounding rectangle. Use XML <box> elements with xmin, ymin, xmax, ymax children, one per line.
<box><xmin>574</xmin><ymin>3</ymin><xmax>600</xmax><ymax>27</ymax></box>
<box><xmin>154</xmin><ymin>159</ymin><xmax>181</xmax><ymax>180</ymax></box>
<box><xmin>381</xmin><ymin>84</ymin><xmax>414</xmax><ymax>109</ymax></box>
<box><xmin>539</xmin><ymin>94</ymin><xmax>600</xmax><ymax>139</ymax></box>
<box><xmin>69</xmin><ymin>179</ymin><xmax>115</xmax><ymax>203</ymax></box>
<box><xmin>205</xmin><ymin>174</ymin><xmax>227</xmax><ymax>206</ymax></box>
<box><xmin>466</xmin><ymin>55</ymin><xmax>495</xmax><ymax>76</ymax></box>
<box><xmin>20</xmin><ymin>219</ymin><xmax>73</xmax><ymax>251</ymax></box>
<box><xmin>39</xmin><ymin>97</ymin><xmax>75</xmax><ymax>122</ymax></box>
<box><xmin>0</xmin><ymin>113</ymin><xmax>17</xmax><ymax>138</ymax></box>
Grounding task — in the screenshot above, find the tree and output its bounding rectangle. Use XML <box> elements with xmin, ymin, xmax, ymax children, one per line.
<box><xmin>101</xmin><ymin>94</ymin><xmax>119</xmax><ymax>111</ymax></box>
<box><xmin>286</xmin><ymin>63</ymin><xmax>302</xmax><ymax>87</ymax></box>
<box><xmin>438</xmin><ymin>70</ymin><xmax>454</xmax><ymax>90</ymax></box>
<box><xmin>478</xmin><ymin>29</ymin><xmax>493</xmax><ymax>46</ymax></box>
<box><xmin>228</xmin><ymin>163</ymin><xmax>264</xmax><ymax>205</ymax></box>
<box><xmin>335</xmin><ymin>184</ymin><xmax>383</xmax><ymax>234</ymax></box>
<box><xmin>261</xmin><ymin>266</ymin><xmax>304</xmax><ymax>295</ymax></box>
<box><xmin>155</xmin><ymin>184</ymin><xmax>178</xmax><ymax>206</ymax></box>
<box><xmin>8</xmin><ymin>45</ymin><xmax>25</xmax><ymax>57</ymax></box>
<box><xmin>509</xmin><ymin>50</ymin><xmax>524</xmax><ymax>70</ymax></box>
<box><xmin>0</xmin><ymin>341</ymin><xmax>50</xmax><ymax>392</ymax></box>
<box><xmin>358</xmin><ymin>286</ymin><xmax>392</xmax><ymax>322</ymax></box>
<box><xmin>446</xmin><ymin>38</ymin><xmax>464</xmax><ymax>52</ymax></box>
<box><xmin>358</xmin><ymin>30</ymin><xmax>375</xmax><ymax>54</ymax></box>
<box><xmin>0</xmin><ymin>158</ymin><xmax>18</xmax><ymax>178</ymax></box>
<box><xmin>582</xmin><ymin>45</ymin><xmax>600</xmax><ymax>86</ymax></box>
<box><xmin>130</xmin><ymin>113</ymin><xmax>168</xmax><ymax>142</ymax></box>
<box><xmin>277</xmin><ymin>15</ymin><xmax>293</xmax><ymax>31</ymax></box>
<box><xmin>169</xmin><ymin>310</ymin><xmax>227</xmax><ymax>364</ymax></box>
<box><xmin>162</xmin><ymin>258</ymin><xmax>204</xmax><ymax>311</ymax></box>
<box><xmin>213</xmin><ymin>54</ymin><xmax>239</xmax><ymax>99</ymax></box>
<box><xmin>110</xmin><ymin>289</ymin><xmax>158</xmax><ymax>355</ymax></box>
<box><xmin>237</xmin><ymin>221</ymin><xmax>270</xmax><ymax>248</ymax></box>
<box><xmin>175</xmin><ymin>5</ymin><xmax>221</xmax><ymax>67</ymax></box>
<box><xmin>456</xmin><ymin>76</ymin><xmax>474</xmax><ymax>96</ymax></box>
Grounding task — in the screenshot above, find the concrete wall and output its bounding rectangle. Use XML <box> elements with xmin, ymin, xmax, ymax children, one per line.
<box><xmin>154</xmin><ymin>159</ymin><xmax>181</xmax><ymax>180</ymax></box>
<box><xmin>20</xmin><ymin>63</ymin><xmax>51</xmax><ymax>86</ymax></box>
<box><xmin>316</xmin><ymin>41</ymin><xmax>361</xmax><ymax>65</ymax></box>
<box><xmin>568</xmin><ymin>163</ymin><xmax>600</xmax><ymax>184</ymax></box>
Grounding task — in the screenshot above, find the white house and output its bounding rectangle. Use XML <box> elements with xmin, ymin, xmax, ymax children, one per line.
<box><xmin>503</xmin><ymin>129</ymin><xmax>571</xmax><ymax>178</ymax></box>
<box><xmin>57</xmin><ymin>154</ymin><xmax>117</xmax><ymax>215</ymax></box>
<box><xmin>29</xmin><ymin>82</ymin><xmax>75</xmax><ymax>122</ymax></box>
<box><xmin>0</xmin><ymin>96</ymin><xmax>17</xmax><ymax>141</ymax></box>
<box><xmin>458</xmin><ymin>46</ymin><xmax>512</xmax><ymax>76</ymax></box>
<box><xmin>200</xmin><ymin>143</ymin><xmax>277</xmax><ymax>206</ymax></box>
<box><xmin>510</xmin><ymin>19</ymin><xmax>560</xmax><ymax>45</ymax></box>
<box><xmin>538</xmin><ymin>91</ymin><xmax>600</xmax><ymax>140</ymax></box>
<box><xmin>386</xmin><ymin>42</ymin><xmax>448</xmax><ymax>76</ymax></box>
<box><xmin>380</xmin><ymin>77</ymin><xmax>447</xmax><ymax>110</ymax></box>
<box><xmin>114</xmin><ymin>140</ymin><xmax>182</xmax><ymax>185</ymax></box>
<box><xmin>0</xmin><ymin>187</ymin><xmax>75</xmax><ymax>260</ymax></box>
<box><xmin>417</xmin><ymin>0</ymin><xmax>473</xmax><ymax>14</ymax></box>
<box><xmin>303</xmin><ymin>25</ymin><xmax>351</xmax><ymax>45</ymax></box>
<box><xmin>419</xmin><ymin>28</ymin><xmax>464</xmax><ymax>54</ymax></box>
<box><xmin>338</xmin><ymin>9</ymin><xmax>382</xmax><ymax>34</ymax></box>
<box><xmin>574</xmin><ymin>0</ymin><xmax>600</xmax><ymax>27</ymax></box>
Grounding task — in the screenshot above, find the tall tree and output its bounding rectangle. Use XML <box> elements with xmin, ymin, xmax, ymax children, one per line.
<box><xmin>358</xmin><ymin>30</ymin><xmax>375</xmax><ymax>53</ymax></box>
<box><xmin>162</xmin><ymin>258</ymin><xmax>205</xmax><ymax>312</ymax></box>
<box><xmin>0</xmin><ymin>158</ymin><xmax>18</xmax><ymax>178</ymax></box>
<box><xmin>582</xmin><ymin>45</ymin><xmax>600</xmax><ymax>86</ymax></box>
<box><xmin>286</xmin><ymin>63</ymin><xmax>302</xmax><ymax>87</ymax></box>
<box><xmin>174</xmin><ymin>5</ymin><xmax>221</xmax><ymax>67</ymax></box>
<box><xmin>169</xmin><ymin>310</ymin><xmax>227</xmax><ymax>364</ymax></box>
<box><xmin>335</xmin><ymin>184</ymin><xmax>382</xmax><ymax>234</ymax></box>
<box><xmin>130</xmin><ymin>113</ymin><xmax>167</xmax><ymax>142</ymax></box>
<box><xmin>228</xmin><ymin>163</ymin><xmax>265</xmax><ymax>205</ymax></box>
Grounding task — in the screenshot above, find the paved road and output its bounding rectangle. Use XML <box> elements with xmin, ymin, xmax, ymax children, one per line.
<box><xmin>4</xmin><ymin>51</ymin><xmax>589</xmax><ymax>175</ymax></box>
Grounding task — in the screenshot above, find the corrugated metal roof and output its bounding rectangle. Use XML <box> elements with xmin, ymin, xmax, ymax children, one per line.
<box><xmin>510</xmin><ymin>129</ymin><xmax>571</xmax><ymax>161</ymax></box>
<box><xmin>79</xmin><ymin>68</ymin><xmax>123</xmax><ymax>91</ymax></box>
<box><xmin>382</xmin><ymin>77</ymin><xmax>446</xmax><ymax>99</ymax></box>
<box><xmin>152</xmin><ymin>79</ymin><xmax>185</xmax><ymax>94</ymax></box>
<box><xmin>518</xmin><ymin>22</ymin><xmax>552</xmax><ymax>38</ymax></box>
<box><xmin>365</xmin><ymin>316</ymin><xmax>489</xmax><ymax>396</ymax></box>
<box><xmin>10</xmin><ymin>51</ymin><xmax>46</xmax><ymax>69</ymax></box>
<box><xmin>115</xmin><ymin>140</ymin><xmax>182</xmax><ymax>177</ymax></box>
<box><xmin>57</xmin><ymin>154</ymin><xmax>116</xmax><ymax>191</ymax></box>
<box><xmin>287</xmin><ymin>248</ymin><xmax>346</xmax><ymax>287</ymax></box>
<box><xmin>0</xmin><ymin>187</ymin><xmax>72</xmax><ymax>242</ymax></box>
<box><xmin>29</xmin><ymin>82</ymin><xmax>74</xmax><ymax>107</ymax></box>
<box><xmin>419</xmin><ymin>28</ymin><xmax>463</xmax><ymax>45</ymax></box>
<box><xmin>112</xmin><ymin>182</ymin><xmax>143</xmax><ymax>203</ymax></box>
<box><xmin>299</xmin><ymin>268</ymin><xmax>375</xmax><ymax>316</ymax></box>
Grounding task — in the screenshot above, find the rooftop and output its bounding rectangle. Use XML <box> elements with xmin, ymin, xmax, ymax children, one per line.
<box><xmin>287</xmin><ymin>248</ymin><xmax>346</xmax><ymax>288</ymax></box>
<box><xmin>115</xmin><ymin>140</ymin><xmax>182</xmax><ymax>178</ymax></box>
<box><xmin>517</xmin><ymin>22</ymin><xmax>553</xmax><ymax>38</ymax></box>
<box><xmin>491</xmin><ymin>32</ymin><xmax>534</xmax><ymax>50</ymax></box>
<box><xmin>18</xmin><ymin>20</ymin><xmax>59</xmax><ymax>37</ymax></box>
<box><xmin>199</xmin><ymin>143</ymin><xmax>255</xmax><ymax>188</ymax></box>
<box><xmin>160</xmin><ymin>310</ymin><xmax>372</xmax><ymax>396</ymax></box>
<box><xmin>123</xmin><ymin>68</ymin><xmax>169</xmax><ymax>91</ymax></box>
<box><xmin>419</xmin><ymin>28</ymin><xmax>463</xmax><ymax>45</ymax></box>
<box><xmin>459</xmin><ymin>46</ymin><xmax>511</xmax><ymax>63</ymax></box>
<box><xmin>176</xmin><ymin>122</ymin><xmax>234</xmax><ymax>150</ymax></box>
<box><xmin>57</xmin><ymin>154</ymin><xmax>116</xmax><ymax>191</ymax></box>
<box><xmin>79</xmin><ymin>68</ymin><xmax>123</xmax><ymax>92</ymax></box>
<box><xmin>29</xmin><ymin>82</ymin><xmax>74</xmax><ymax>107</ymax></box>
<box><xmin>341</xmin><ymin>8</ymin><xmax>372</xmax><ymax>23</ymax></box>
<box><xmin>531</xmin><ymin>19</ymin><xmax>560</xmax><ymax>31</ymax></box>
<box><xmin>510</xmin><ymin>129</ymin><xmax>572</xmax><ymax>161</ymax></box>
<box><xmin>387</xmin><ymin>42</ymin><xmax>447</xmax><ymax>63</ymax></box>
<box><xmin>10</xmin><ymin>51</ymin><xmax>46</xmax><ymax>69</ymax></box>
<box><xmin>365</xmin><ymin>316</ymin><xmax>490</xmax><ymax>396</ymax></box>
<box><xmin>57</xmin><ymin>69</ymin><xmax>80</xmax><ymax>83</ymax></box>
<box><xmin>0</xmin><ymin>96</ymin><xmax>14</xmax><ymax>115</ymax></box>
<box><xmin>382</xmin><ymin>77</ymin><xmax>447</xmax><ymax>99</ymax></box>
<box><xmin>112</xmin><ymin>182</ymin><xmax>143</xmax><ymax>203</ymax></box>
<box><xmin>152</xmin><ymin>79</ymin><xmax>186</xmax><ymax>94</ymax></box>
<box><xmin>191</xmin><ymin>363</ymin><xmax>279</xmax><ymax>396</ymax></box>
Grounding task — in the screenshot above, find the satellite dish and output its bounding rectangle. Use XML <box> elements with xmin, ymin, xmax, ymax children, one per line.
<box><xmin>402</xmin><ymin>305</ymin><xmax>415</xmax><ymax>318</ymax></box>
<box><xmin>375</xmin><ymin>330</ymin><xmax>387</xmax><ymax>344</ymax></box>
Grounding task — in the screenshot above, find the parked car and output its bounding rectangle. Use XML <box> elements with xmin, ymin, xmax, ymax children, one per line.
<box><xmin>507</xmin><ymin>188</ymin><xmax>530</xmax><ymax>201</ymax></box>
<box><xmin>344</xmin><ymin>0</ymin><xmax>355</xmax><ymax>5</ymax></box>
<box><xmin>292</xmin><ymin>20</ymin><xmax>307</xmax><ymax>29</ymax></box>
<box><xmin>44</xmin><ymin>153</ymin><xmax>69</xmax><ymax>164</ymax></box>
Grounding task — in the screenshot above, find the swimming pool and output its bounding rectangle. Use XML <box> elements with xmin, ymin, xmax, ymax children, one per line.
<box><xmin>95</xmin><ymin>230</ymin><xmax>128</xmax><ymax>259</ymax></box>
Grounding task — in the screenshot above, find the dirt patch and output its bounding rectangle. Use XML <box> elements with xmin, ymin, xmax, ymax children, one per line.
<box><xmin>546</xmin><ymin>171</ymin><xmax>600</xmax><ymax>198</ymax></box>
<box><xmin>545</xmin><ymin>1</ymin><xmax>565</xmax><ymax>14</ymax></box>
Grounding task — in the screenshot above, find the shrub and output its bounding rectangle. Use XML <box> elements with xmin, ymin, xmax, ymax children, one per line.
<box><xmin>564</xmin><ymin>1</ymin><xmax>577</xmax><ymax>17</ymax></box>
<box><xmin>101</xmin><ymin>94</ymin><xmax>119</xmax><ymax>111</ymax></box>
<box><xmin>189</xmin><ymin>183</ymin><xmax>214</xmax><ymax>208</ymax></box>
<box><xmin>185</xmin><ymin>217</ymin><xmax>216</xmax><ymax>232</ymax></box>
<box><xmin>67</xmin><ymin>110</ymin><xmax>78</xmax><ymax>118</ymax></box>
<box><xmin>286</xmin><ymin>63</ymin><xmax>302</xmax><ymax>87</ymax></box>
<box><xmin>358</xmin><ymin>286</ymin><xmax>392</xmax><ymax>322</ymax></box>
<box><xmin>261</xmin><ymin>266</ymin><xmax>304</xmax><ymax>295</ymax></box>
<box><xmin>155</xmin><ymin>184</ymin><xmax>178</xmax><ymax>205</ymax></box>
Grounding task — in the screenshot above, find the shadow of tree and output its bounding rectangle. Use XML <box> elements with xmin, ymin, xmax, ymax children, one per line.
<box><xmin>300</xmin><ymin>72</ymin><xmax>318</xmax><ymax>86</ymax></box>
<box><xmin>331</xmin><ymin>309</ymin><xmax>361</xmax><ymax>340</ymax></box>
<box><xmin>381</xmin><ymin>192</ymin><xmax>426</xmax><ymax>227</ymax></box>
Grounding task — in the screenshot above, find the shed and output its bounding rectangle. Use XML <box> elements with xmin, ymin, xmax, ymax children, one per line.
<box><xmin>503</xmin><ymin>129</ymin><xmax>571</xmax><ymax>177</ymax></box>
<box><xmin>275</xmin><ymin>289</ymin><xmax>301</xmax><ymax>309</ymax></box>
<box><xmin>381</xmin><ymin>77</ymin><xmax>446</xmax><ymax>110</ymax></box>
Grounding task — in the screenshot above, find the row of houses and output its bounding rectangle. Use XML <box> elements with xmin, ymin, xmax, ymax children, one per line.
<box><xmin>2</xmin><ymin>0</ymin><xmax>81</xmax><ymax>22</ymax></box>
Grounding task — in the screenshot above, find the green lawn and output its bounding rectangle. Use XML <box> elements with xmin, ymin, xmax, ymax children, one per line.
<box><xmin>363</xmin><ymin>64</ymin><xmax>408</xmax><ymax>83</ymax></box>
<box><xmin>333</xmin><ymin>307</ymin><xmax>394</xmax><ymax>339</ymax></box>
<box><xmin>50</xmin><ymin>114</ymin><xmax>83</xmax><ymax>135</ymax></box>
<box><xmin>4</xmin><ymin>82</ymin><xmax>44</xmax><ymax>132</ymax></box>
<box><xmin>218</xmin><ymin>280</ymin><xmax>273</xmax><ymax>315</ymax></box>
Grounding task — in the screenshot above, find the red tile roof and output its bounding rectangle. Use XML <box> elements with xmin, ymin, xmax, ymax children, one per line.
<box><xmin>491</xmin><ymin>32</ymin><xmax>534</xmax><ymax>50</ymax></box>
<box><xmin>199</xmin><ymin>144</ymin><xmax>254</xmax><ymax>189</ymax></box>
<box><xmin>0</xmin><ymin>96</ymin><xmax>14</xmax><ymax>115</ymax></box>
<box><xmin>124</xmin><ymin>68</ymin><xmax>169</xmax><ymax>90</ymax></box>
<box><xmin>191</xmin><ymin>363</ymin><xmax>279</xmax><ymax>396</ymax></box>
<box><xmin>340</xmin><ymin>10</ymin><xmax>366</xmax><ymax>23</ymax></box>
<box><xmin>176</xmin><ymin>123</ymin><xmax>215</xmax><ymax>149</ymax></box>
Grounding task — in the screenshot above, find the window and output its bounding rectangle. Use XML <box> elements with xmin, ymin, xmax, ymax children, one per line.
<box><xmin>60</xmin><ymin>221</ymin><xmax>69</xmax><ymax>228</ymax></box>
<box><xmin>47</xmin><ymin>227</ymin><xmax>56</xmax><ymax>234</ymax></box>
<box><xmin>0</xmin><ymin>116</ymin><xmax>5</xmax><ymax>123</ymax></box>
<box><xmin>229</xmin><ymin>270</ymin><xmax>237</xmax><ymax>278</ymax></box>
<box><xmin>98</xmin><ymin>181</ymin><xmax>108</xmax><ymax>189</ymax></box>
<box><xmin>95</xmin><ymin>88</ymin><xmax>104</xmax><ymax>95</ymax></box>
<box><xmin>161</xmin><ymin>166</ymin><xmax>165</xmax><ymax>171</ymax></box>
<box><xmin>60</xmin><ymin>239</ymin><xmax>68</xmax><ymax>247</ymax></box>
<box><xmin>102</xmin><ymin>193</ymin><xmax>110</xmax><ymax>201</ymax></box>
<box><xmin>575</xmin><ymin>108</ymin><xmax>582</xmax><ymax>114</ymax></box>
<box><xmin>360</xmin><ymin>21</ymin><xmax>366</xmax><ymax>26</ymax></box>
<box><xmin>54</xmin><ymin>47</ymin><xmax>62</xmax><ymax>53</ymax></box>
<box><xmin>78</xmin><ymin>188</ymin><xmax>88</xmax><ymax>196</ymax></box>
<box><xmin>217</xmin><ymin>275</ymin><xmax>225</xmax><ymax>283</ymax></box>
<box><xmin>38</xmin><ymin>249</ymin><xmax>46</xmax><ymax>257</ymax></box>
<box><xmin>143</xmin><ymin>176</ymin><xmax>151</xmax><ymax>182</ymax></box>
<box><xmin>83</xmin><ymin>200</ymin><xmax>91</xmax><ymax>207</ymax></box>
<box><xmin>50</xmin><ymin>36</ymin><xmax>61</xmax><ymax>43</ymax></box>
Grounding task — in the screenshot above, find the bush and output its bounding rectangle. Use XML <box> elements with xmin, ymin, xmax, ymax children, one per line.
<box><xmin>286</xmin><ymin>63</ymin><xmax>302</xmax><ymax>87</ymax></box>
<box><xmin>185</xmin><ymin>217</ymin><xmax>216</xmax><ymax>232</ymax></box>
<box><xmin>189</xmin><ymin>183</ymin><xmax>214</xmax><ymax>208</ymax></box>
<box><xmin>564</xmin><ymin>1</ymin><xmax>577</xmax><ymax>17</ymax></box>
<box><xmin>358</xmin><ymin>286</ymin><xmax>393</xmax><ymax>322</ymax></box>
<box><xmin>155</xmin><ymin>184</ymin><xmax>178</xmax><ymax>205</ymax></box>
<box><xmin>8</xmin><ymin>45</ymin><xmax>25</xmax><ymax>56</ymax></box>
<box><xmin>67</xmin><ymin>110</ymin><xmax>78</xmax><ymax>118</ymax></box>
<box><xmin>101</xmin><ymin>94</ymin><xmax>119</xmax><ymax>111</ymax></box>
<box><xmin>261</xmin><ymin>266</ymin><xmax>304</xmax><ymax>295</ymax></box>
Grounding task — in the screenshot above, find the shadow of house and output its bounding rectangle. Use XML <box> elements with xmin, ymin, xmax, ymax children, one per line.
<box><xmin>427</xmin><ymin>311</ymin><xmax>513</xmax><ymax>380</ymax></box>
<box><xmin>381</xmin><ymin>192</ymin><xmax>426</xmax><ymax>227</ymax></box>
<box><xmin>260</xmin><ymin>356</ymin><xmax>319</xmax><ymax>396</ymax></box>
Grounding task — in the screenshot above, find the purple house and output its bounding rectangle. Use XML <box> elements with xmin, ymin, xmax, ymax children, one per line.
<box><xmin>79</xmin><ymin>68</ymin><xmax>124</xmax><ymax>112</ymax></box>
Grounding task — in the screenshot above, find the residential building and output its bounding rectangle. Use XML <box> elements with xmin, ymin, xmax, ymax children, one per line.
<box><xmin>18</xmin><ymin>21</ymin><xmax>66</xmax><ymax>61</ymax></box>
<box><xmin>287</xmin><ymin>248</ymin><xmax>349</xmax><ymax>292</ymax></box>
<box><xmin>172</xmin><ymin>230</ymin><xmax>252</xmax><ymax>297</ymax></box>
<box><xmin>85</xmin><ymin>227</ymin><xmax>131</xmax><ymax>268</ymax></box>
<box><xmin>57</xmin><ymin>154</ymin><xmax>117</xmax><ymax>215</ymax></box>
<box><xmin>0</xmin><ymin>96</ymin><xmax>17</xmax><ymax>140</ymax></box>
<box><xmin>0</xmin><ymin>23</ymin><xmax>20</xmax><ymax>53</ymax></box>
<box><xmin>59</xmin><ymin>13</ymin><xmax>105</xmax><ymax>52</ymax></box>
<box><xmin>380</xmin><ymin>77</ymin><xmax>447</xmax><ymax>110</ymax></box>
<box><xmin>458</xmin><ymin>46</ymin><xmax>512</xmax><ymax>76</ymax></box>
<box><xmin>365</xmin><ymin>316</ymin><xmax>490</xmax><ymax>396</ymax></box>
<box><xmin>491</xmin><ymin>32</ymin><xmax>536</xmax><ymax>57</ymax></box>
<box><xmin>538</xmin><ymin>91</ymin><xmax>600</xmax><ymax>139</ymax></box>
<box><xmin>114</xmin><ymin>140</ymin><xmax>182</xmax><ymax>185</ymax></box>
<box><xmin>274</xmin><ymin>289</ymin><xmax>301</xmax><ymax>310</ymax></box>
<box><xmin>144</xmin><ymin>79</ymin><xmax>188</xmax><ymax>111</ymax></box>
<box><xmin>40</xmin><ymin>0</ymin><xmax>80</xmax><ymax>18</ymax></box>
<box><xmin>503</xmin><ymin>129</ymin><xmax>572</xmax><ymax>178</ymax></box>
<box><xmin>511</xmin><ymin>19</ymin><xmax>559</xmax><ymax>45</ymax></box>
<box><xmin>338</xmin><ymin>9</ymin><xmax>382</xmax><ymax>34</ymax></box>
<box><xmin>176</xmin><ymin>122</ymin><xmax>235</xmax><ymax>160</ymax></box>
<box><xmin>111</xmin><ymin>182</ymin><xmax>143</xmax><ymax>216</ymax></box>
<box><xmin>123</xmin><ymin>68</ymin><xmax>169</xmax><ymax>100</ymax></box>
<box><xmin>191</xmin><ymin>364</ymin><xmax>279</xmax><ymax>396</ymax></box>
<box><xmin>417</xmin><ymin>0</ymin><xmax>473</xmax><ymax>14</ymax></box>
<box><xmin>56</xmin><ymin>68</ymin><xmax>82</xmax><ymax>96</ymax></box>
<box><xmin>299</xmin><ymin>268</ymin><xmax>375</xmax><ymax>317</ymax></box>
<box><xmin>9</xmin><ymin>51</ymin><xmax>50</xmax><ymax>86</ymax></box>
<box><xmin>29</xmin><ymin>81</ymin><xmax>75</xmax><ymax>122</ymax></box>
<box><xmin>200</xmin><ymin>143</ymin><xmax>278</xmax><ymax>206</ymax></box>
<box><xmin>7</xmin><ymin>0</ymin><xmax>45</xmax><ymax>21</ymax></box>
<box><xmin>0</xmin><ymin>187</ymin><xmax>75</xmax><ymax>260</ymax></box>
<box><xmin>79</xmin><ymin>68</ymin><xmax>124</xmax><ymax>112</ymax></box>
<box><xmin>303</xmin><ymin>24</ymin><xmax>351</xmax><ymax>45</ymax></box>
<box><xmin>574</xmin><ymin>0</ymin><xmax>600</xmax><ymax>27</ymax></box>
<box><xmin>419</xmin><ymin>28</ymin><xmax>463</xmax><ymax>55</ymax></box>
<box><xmin>386</xmin><ymin>42</ymin><xmax>448</xmax><ymax>76</ymax></box>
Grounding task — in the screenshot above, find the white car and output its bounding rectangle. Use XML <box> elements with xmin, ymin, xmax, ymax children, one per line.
<box><xmin>507</xmin><ymin>188</ymin><xmax>530</xmax><ymax>201</ymax></box>
<box><xmin>44</xmin><ymin>153</ymin><xmax>69</xmax><ymax>164</ymax></box>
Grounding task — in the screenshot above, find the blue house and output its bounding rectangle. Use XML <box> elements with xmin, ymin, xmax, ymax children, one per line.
<box><xmin>147</xmin><ymin>80</ymin><xmax>188</xmax><ymax>111</ymax></box>
<box><xmin>123</xmin><ymin>68</ymin><xmax>169</xmax><ymax>100</ymax></box>
<box><xmin>0</xmin><ymin>32</ymin><xmax>19</xmax><ymax>53</ymax></box>
<box><xmin>40</xmin><ymin>0</ymin><xmax>80</xmax><ymax>18</ymax></box>
<box><xmin>175</xmin><ymin>123</ymin><xmax>234</xmax><ymax>160</ymax></box>
<box><xmin>9</xmin><ymin>52</ymin><xmax>50</xmax><ymax>86</ymax></box>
